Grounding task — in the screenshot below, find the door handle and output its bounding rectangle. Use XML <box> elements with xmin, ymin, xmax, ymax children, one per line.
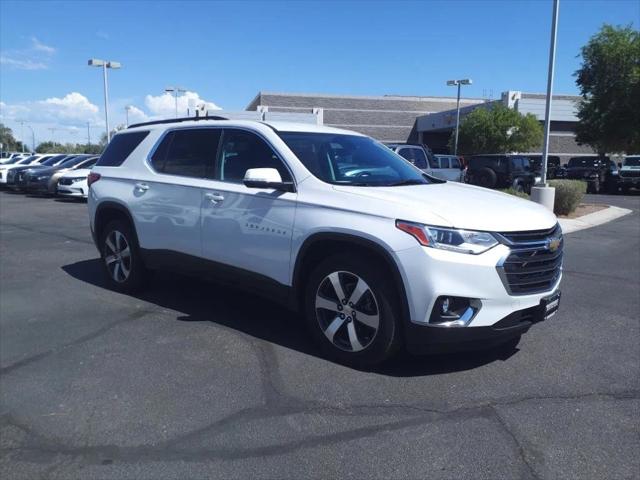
<box><xmin>134</xmin><ymin>182</ymin><xmax>149</xmax><ymax>192</ymax></box>
<box><xmin>205</xmin><ymin>192</ymin><xmax>225</xmax><ymax>203</ymax></box>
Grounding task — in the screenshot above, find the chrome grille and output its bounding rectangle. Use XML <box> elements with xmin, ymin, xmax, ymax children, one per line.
<box><xmin>496</xmin><ymin>224</ymin><xmax>563</xmax><ymax>295</ymax></box>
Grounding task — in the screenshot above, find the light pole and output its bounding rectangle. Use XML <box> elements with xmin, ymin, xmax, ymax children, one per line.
<box><xmin>19</xmin><ymin>121</ymin><xmax>25</xmax><ymax>152</ymax></box>
<box><xmin>125</xmin><ymin>105</ymin><xmax>132</xmax><ymax>127</ymax></box>
<box><xmin>446</xmin><ymin>79</ymin><xmax>473</xmax><ymax>156</ymax></box>
<box><xmin>48</xmin><ymin>127</ymin><xmax>57</xmax><ymax>145</ymax></box>
<box><xmin>88</xmin><ymin>58</ymin><xmax>122</xmax><ymax>143</ymax></box>
<box><xmin>165</xmin><ymin>86</ymin><xmax>186</xmax><ymax>118</ymax></box>
<box><xmin>531</xmin><ymin>0</ymin><xmax>560</xmax><ymax>212</ymax></box>
<box><xmin>26</xmin><ymin>125</ymin><xmax>35</xmax><ymax>152</ymax></box>
<box><xmin>87</xmin><ymin>122</ymin><xmax>91</xmax><ymax>146</ymax></box>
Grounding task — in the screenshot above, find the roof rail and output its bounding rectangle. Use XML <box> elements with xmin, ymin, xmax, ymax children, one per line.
<box><xmin>127</xmin><ymin>115</ymin><xmax>229</xmax><ymax>129</ymax></box>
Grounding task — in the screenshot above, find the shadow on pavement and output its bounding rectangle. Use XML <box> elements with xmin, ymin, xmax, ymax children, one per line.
<box><xmin>62</xmin><ymin>258</ymin><xmax>519</xmax><ymax>377</ymax></box>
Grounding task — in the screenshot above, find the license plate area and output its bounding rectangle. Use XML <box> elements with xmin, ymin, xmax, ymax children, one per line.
<box><xmin>540</xmin><ymin>291</ymin><xmax>561</xmax><ymax>320</ymax></box>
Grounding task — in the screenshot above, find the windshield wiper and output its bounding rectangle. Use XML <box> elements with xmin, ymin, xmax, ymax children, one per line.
<box><xmin>387</xmin><ymin>179</ymin><xmax>428</xmax><ymax>186</ymax></box>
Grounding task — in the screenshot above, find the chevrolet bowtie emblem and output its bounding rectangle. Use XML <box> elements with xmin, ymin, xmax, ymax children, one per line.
<box><xmin>547</xmin><ymin>237</ymin><xmax>561</xmax><ymax>252</ymax></box>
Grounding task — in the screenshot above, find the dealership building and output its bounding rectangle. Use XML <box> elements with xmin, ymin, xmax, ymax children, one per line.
<box><xmin>246</xmin><ymin>90</ymin><xmax>595</xmax><ymax>162</ymax></box>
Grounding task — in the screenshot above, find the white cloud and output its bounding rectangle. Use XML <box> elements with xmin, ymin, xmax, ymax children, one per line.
<box><xmin>0</xmin><ymin>56</ymin><xmax>47</xmax><ymax>70</ymax></box>
<box><xmin>0</xmin><ymin>92</ymin><xmax>102</xmax><ymax>144</ymax></box>
<box><xmin>144</xmin><ymin>91</ymin><xmax>222</xmax><ymax>118</ymax></box>
<box><xmin>0</xmin><ymin>36</ymin><xmax>56</xmax><ymax>70</ymax></box>
<box><xmin>126</xmin><ymin>105</ymin><xmax>149</xmax><ymax>124</ymax></box>
<box><xmin>30</xmin><ymin>37</ymin><xmax>56</xmax><ymax>54</ymax></box>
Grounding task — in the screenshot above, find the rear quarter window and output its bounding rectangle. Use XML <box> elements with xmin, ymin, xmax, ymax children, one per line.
<box><xmin>96</xmin><ymin>131</ymin><xmax>150</xmax><ymax>167</ymax></box>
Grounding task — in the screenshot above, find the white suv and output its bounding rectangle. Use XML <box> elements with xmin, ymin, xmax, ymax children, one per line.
<box><xmin>88</xmin><ymin>118</ymin><xmax>563</xmax><ymax>367</ymax></box>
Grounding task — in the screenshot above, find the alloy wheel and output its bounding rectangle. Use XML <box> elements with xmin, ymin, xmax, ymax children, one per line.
<box><xmin>104</xmin><ymin>230</ymin><xmax>131</xmax><ymax>283</ymax></box>
<box><xmin>315</xmin><ymin>271</ymin><xmax>380</xmax><ymax>352</ymax></box>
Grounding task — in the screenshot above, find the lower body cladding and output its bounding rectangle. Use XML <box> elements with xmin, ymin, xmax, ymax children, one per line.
<box><xmin>395</xmin><ymin>243</ymin><xmax>561</xmax><ymax>354</ymax></box>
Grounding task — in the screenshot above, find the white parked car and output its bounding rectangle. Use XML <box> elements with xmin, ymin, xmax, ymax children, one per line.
<box><xmin>433</xmin><ymin>154</ymin><xmax>465</xmax><ymax>182</ymax></box>
<box><xmin>88</xmin><ymin>119</ymin><xmax>562</xmax><ymax>367</ymax></box>
<box><xmin>57</xmin><ymin>168</ymin><xmax>92</xmax><ymax>198</ymax></box>
<box><xmin>386</xmin><ymin>144</ymin><xmax>463</xmax><ymax>182</ymax></box>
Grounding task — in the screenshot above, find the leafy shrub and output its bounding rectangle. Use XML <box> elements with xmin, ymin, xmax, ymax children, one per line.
<box><xmin>549</xmin><ymin>180</ymin><xmax>587</xmax><ymax>216</ymax></box>
<box><xmin>499</xmin><ymin>188</ymin><xmax>530</xmax><ymax>199</ymax></box>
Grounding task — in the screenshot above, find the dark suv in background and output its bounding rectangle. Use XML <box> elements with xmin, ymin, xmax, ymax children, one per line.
<box><xmin>466</xmin><ymin>154</ymin><xmax>536</xmax><ymax>193</ymax></box>
<box><xmin>527</xmin><ymin>155</ymin><xmax>562</xmax><ymax>179</ymax></box>
<box><xmin>564</xmin><ymin>156</ymin><xmax>618</xmax><ymax>193</ymax></box>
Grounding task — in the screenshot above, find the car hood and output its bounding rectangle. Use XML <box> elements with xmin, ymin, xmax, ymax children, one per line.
<box><xmin>332</xmin><ymin>181</ymin><xmax>557</xmax><ymax>232</ymax></box>
<box><xmin>60</xmin><ymin>168</ymin><xmax>90</xmax><ymax>178</ymax></box>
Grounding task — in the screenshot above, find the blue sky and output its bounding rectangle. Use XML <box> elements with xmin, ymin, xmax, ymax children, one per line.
<box><xmin>1</xmin><ymin>0</ymin><xmax>638</xmax><ymax>146</ymax></box>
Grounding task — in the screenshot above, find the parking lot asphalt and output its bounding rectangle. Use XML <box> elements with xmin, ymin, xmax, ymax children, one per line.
<box><xmin>1</xmin><ymin>191</ymin><xmax>638</xmax><ymax>480</ymax></box>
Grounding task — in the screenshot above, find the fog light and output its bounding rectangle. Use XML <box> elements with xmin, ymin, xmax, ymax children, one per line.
<box><xmin>429</xmin><ymin>296</ymin><xmax>480</xmax><ymax>327</ymax></box>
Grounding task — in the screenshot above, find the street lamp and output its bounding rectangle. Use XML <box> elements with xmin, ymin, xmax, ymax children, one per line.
<box><xmin>165</xmin><ymin>86</ymin><xmax>186</xmax><ymax>118</ymax></box>
<box><xmin>125</xmin><ymin>105</ymin><xmax>133</xmax><ymax>127</ymax></box>
<box><xmin>88</xmin><ymin>58</ymin><xmax>122</xmax><ymax>143</ymax></box>
<box><xmin>26</xmin><ymin>125</ymin><xmax>35</xmax><ymax>152</ymax></box>
<box><xmin>446</xmin><ymin>78</ymin><xmax>473</xmax><ymax>155</ymax></box>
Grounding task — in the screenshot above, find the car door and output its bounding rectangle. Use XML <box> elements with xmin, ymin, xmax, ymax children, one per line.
<box><xmin>129</xmin><ymin>128</ymin><xmax>220</xmax><ymax>257</ymax></box>
<box><xmin>447</xmin><ymin>156</ymin><xmax>463</xmax><ymax>182</ymax></box>
<box><xmin>200</xmin><ymin>128</ymin><xmax>297</xmax><ymax>287</ymax></box>
<box><xmin>429</xmin><ymin>156</ymin><xmax>451</xmax><ymax>180</ymax></box>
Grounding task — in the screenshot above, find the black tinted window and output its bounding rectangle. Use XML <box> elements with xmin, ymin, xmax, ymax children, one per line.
<box><xmin>218</xmin><ymin>129</ymin><xmax>291</xmax><ymax>183</ymax></box>
<box><xmin>152</xmin><ymin>128</ymin><xmax>221</xmax><ymax>178</ymax></box>
<box><xmin>398</xmin><ymin>148</ymin><xmax>428</xmax><ymax>169</ymax></box>
<box><xmin>97</xmin><ymin>131</ymin><xmax>149</xmax><ymax>167</ymax></box>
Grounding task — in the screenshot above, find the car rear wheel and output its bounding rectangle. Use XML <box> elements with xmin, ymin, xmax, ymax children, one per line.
<box><xmin>476</xmin><ymin>168</ymin><xmax>497</xmax><ymax>189</ymax></box>
<box><xmin>100</xmin><ymin>219</ymin><xmax>146</xmax><ymax>293</ymax></box>
<box><xmin>304</xmin><ymin>254</ymin><xmax>401</xmax><ymax>368</ymax></box>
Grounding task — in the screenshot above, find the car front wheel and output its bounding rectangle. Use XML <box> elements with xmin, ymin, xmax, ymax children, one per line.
<box><xmin>304</xmin><ymin>254</ymin><xmax>401</xmax><ymax>368</ymax></box>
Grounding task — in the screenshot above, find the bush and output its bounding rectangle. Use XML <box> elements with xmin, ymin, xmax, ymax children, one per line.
<box><xmin>499</xmin><ymin>188</ymin><xmax>530</xmax><ymax>199</ymax></box>
<box><xmin>549</xmin><ymin>180</ymin><xmax>587</xmax><ymax>216</ymax></box>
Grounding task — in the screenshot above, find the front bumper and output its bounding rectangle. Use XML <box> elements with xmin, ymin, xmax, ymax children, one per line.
<box><xmin>405</xmin><ymin>296</ymin><xmax>559</xmax><ymax>354</ymax></box>
<box><xmin>395</xmin><ymin>240</ymin><xmax>562</xmax><ymax>352</ymax></box>
<box><xmin>57</xmin><ymin>185</ymin><xmax>87</xmax><ymax>198</ymax></box>
<box><xmin>619</xmin><ymin>176</ymin><xmax>640</xmax><ymax>186</ymax></box>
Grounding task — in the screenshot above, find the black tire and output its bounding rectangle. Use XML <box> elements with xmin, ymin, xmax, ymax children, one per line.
<box><xmin>476</xmin><ymin>168</ymin><xmax>497</xmax><ymax>189</ymax></box>
<box><xmin>99</xmin><ymin>219</ymin><xmax>147</xmax><ymax>293</ymax></box>
<box><xmin>304</xmin><ymin>253</ymin><xmax>401</xmax><ymax>368</ymax></box>
<box><xmin>512</xmin><ymin>180</ymin><xmax>524</xmax><ymax>193</ymax></box>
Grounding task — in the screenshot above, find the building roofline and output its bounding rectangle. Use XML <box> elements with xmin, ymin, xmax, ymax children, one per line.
<box><xmin>251</xmin><ymin>90</ymin><xmax>485</xmax><ymax>103</ymax></box>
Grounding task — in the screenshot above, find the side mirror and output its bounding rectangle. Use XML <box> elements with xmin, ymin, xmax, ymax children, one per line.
<box><xmin>243</xmin><ymin>168</ymin><xmax>294</xmax><ymax>192</ymax></box>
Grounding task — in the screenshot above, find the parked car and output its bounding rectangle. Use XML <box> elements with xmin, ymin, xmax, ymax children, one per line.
<box><xmin>0</xmin><ymin>155</ymin><xmax>37</xmax><ymax>183</ymax></box>
<box><xmin>49</xmin><ymin>156</ymin><xmax>98</xmax><ymax>194</ymax></box>
<box><xmin>88</xmin><ymin>118</ymin><xmax>562</xmax><ymax>367</ymax></box>
<box><xmin>466</xmin><ymin>154</ymin><xmax>536</xmax><ymax>193</ymax></box>
<box><xmin>527</xmin><ymin>155</ymin><xmax>561</xmax><ymax>179</ymax></box>
<box><xmin>385</xmin><ymin>144</ymin><xmax>463</xmax><ymax>182</ymax></box>
<box><xmin>618</xmin><ymin>155</ymin><xmax>640</xmax><ymax>193</ymax></box>
<box><xmin>9</xmin><ymin>154</ymin><xmax>70</xmax><ymax>190</ymax></box>
<box><xmin>24</xmin><ymin>155</ymin><xmax>94</xmax><ymax>195</ymax></box>
<box><xmin>1</xmin><ymin>155</ymin><xmax>55</xmax><ymax>187</ymax></box>
<box><xmin>57</xmin><ymin>165</ymin><xmax>96</xmax><ymax>198</ymax></box>
<box><xmin>564</xmin><ymin>156</ymin><xmax>618</xmax><ymax>194</ymax></box>
<box><xmin>433</xmin><ymin>155</ymin><xmax>464</xmax><ymax>182</ymax></box>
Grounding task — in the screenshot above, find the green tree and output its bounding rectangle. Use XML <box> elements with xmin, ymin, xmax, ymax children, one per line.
<box><xmin>575</xmin><ymin>24</ymin><xmax>640</xmax><ymax>154</ymax></box>
<box><xmin>35</xmin><ymin>141</ymin><xmax>65</xmax><ymax>153</ymax></box>
<box><xmin>0</xmin><ymin>123</ymin><xmax>27</xmax><ymax>152</ymax></box>
<box><xmin>451</xmin><ymin>103</ymin><xmax>543</xmax><ymax>155</ymax></box>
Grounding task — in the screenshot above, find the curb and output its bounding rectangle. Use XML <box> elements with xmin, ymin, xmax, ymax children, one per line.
<box><xmin>559</xmin><ymin>205</ymin><xmax>633</xmax><ymax>234</ymax></box>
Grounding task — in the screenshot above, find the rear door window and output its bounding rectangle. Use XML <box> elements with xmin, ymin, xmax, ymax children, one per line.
<box><xmin>151</xmin><ymin>128</ymin><xmax>221</xmax><ymax>178</ymax></box>
<box><xmin>450</xmin><ymin>157</ymin><xmax>460</xmax><ymax>169</ymax></box>
<box><xmin>97</xmin><ymin>131</ymin><xmax>150</xmax><ymax>167</ymax></box>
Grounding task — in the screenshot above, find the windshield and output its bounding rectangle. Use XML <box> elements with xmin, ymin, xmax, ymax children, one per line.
<box><xmin>40</xmin><ymin>156</ymin><xmax>60</xmax><ymax>166</ymax></box>
<box><xmin>623</xmin><ymin>157</ymin><xmax>640</xmax><ymax>167</ymax></box>
<box><xmin>59</xmin><ymin>156</ymin><xmax>86</xmax><ymax>168</ymax></box>
<box><xmin>279</xmin><ymin>132</ymin><xmax>431</xmax><ymax>186</ymax></box>
<box><xmin>76</xmin><ymin>157</ymin><xmax>98</xmax><ymax>169</ymax></box>
<box><xmin>568</xmin><ymin>157</ymin><xmax>598</xmax><ymax>168</ymax></box>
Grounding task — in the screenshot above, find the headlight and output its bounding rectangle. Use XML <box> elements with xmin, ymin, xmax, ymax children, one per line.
<box><xmin>70</xmin><ymin>177</ymin><xmax>85</xmax><ymax>183</ymax></box>
<box><xmin>396</xmin><ymin>221</ymin><xmax>498</xmax><ymax>254</ymax></box>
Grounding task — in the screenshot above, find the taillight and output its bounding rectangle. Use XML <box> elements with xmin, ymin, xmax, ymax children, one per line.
<box><xmin>87</xmin><ymin>172</ymin><xmax>101</xmax><ymax>187</ymax></box>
